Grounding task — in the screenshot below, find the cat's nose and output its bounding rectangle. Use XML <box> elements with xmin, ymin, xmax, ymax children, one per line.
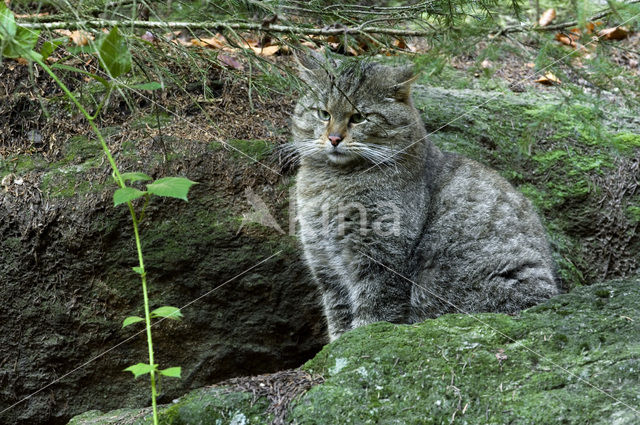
<box><xmin>328</xmin><ymin>134</ymin><xmax>343</xmax><ymax>146</ymax></box>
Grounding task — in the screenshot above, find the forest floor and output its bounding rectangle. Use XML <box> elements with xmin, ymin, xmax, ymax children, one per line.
<box><xmin>2</xmin><ymin>13</ymin><xmax>639</xmax><ymax>162</ymax></box>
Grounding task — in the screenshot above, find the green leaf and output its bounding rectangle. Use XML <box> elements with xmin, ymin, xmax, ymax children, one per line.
<box><xmin>2</xmin><ymin>20</ymin><xmax>39</xmax><ymax>59</ymax></box>
<box><xmin>98</xmin><ymin>26</ymin><xmax>131</xmax><ymax>78</ymax></box>
<box><xmin>150</xmin><ymin>306</ymin><xmax>183</xmax><ymax>320</ymax></box>
<box><xmin>132</xmin><ymin>266</ymin><xmax>144</xmax><ymax>275</ymax></box>
<box><xmin>0</xmin><ymin>3</ymin><xmax>17</xmax><ymax>39</ymax></box>
<box><xmin>67</xmin><ymin>44</ymin><xmax>96</xmax><ymax>55</ymax></box>
<box><xmin>40</xmin><ymin>38</ymin><xmax>65</xmax><ymax>61</ymax></box>
<box><xmin>147</xmin><ymin>177</ymin><xmax>198</xmax><ymax>201</ymax></box>
<box><xmin>113</xmin><ymin>187</ymin><xmax>146</xmax><ymax>206</ymax></box>
<box><xmin>123</xmin><ymin>363</ymin><xmax>157</xmax><ymax>379</ymax></box>
<box><xmin>159</xmin><ymin>366</ymin><xmax>181</xmax><ymax>378</ymax></box>
<box><xmin>122</xmin><ymin>316</ymin><xmax>144</xmax><ymax>328</ymax></box>
<box><xmin>121</xmin><ymin>172</ymin><xmax>152</xmax><ymax>183</ymax></box>
<box><xmin>51</xmin><ymin>63</ymin><xmax>110</xmax><ymax>88</ymax></box>
<box><xmin>128</xmin><ymin>81</ymin><xmax>162</xmax><ymax>91</ymax></box>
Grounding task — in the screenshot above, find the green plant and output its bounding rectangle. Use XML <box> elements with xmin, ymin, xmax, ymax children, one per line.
<box><xmin>0</xmin><ymin>5</ymin><xmax>195</xmax><ymax>424</ymax></box>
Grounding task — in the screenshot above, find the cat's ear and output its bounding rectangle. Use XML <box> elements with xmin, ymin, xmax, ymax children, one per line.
<box><xmin>392</xmin><ymin>65</ymin><xmax>419</xmax><ymax>102</ymax></box>
<box><xmin>294</xmin><ymin>50</ymin><xmax>329</xmax><ymax>85</ymax></box>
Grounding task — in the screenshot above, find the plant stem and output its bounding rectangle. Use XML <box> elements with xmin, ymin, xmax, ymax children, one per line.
<box><xmin>33</xmin><ymin>55</ymin><xmax>159</xmax><ymax>425</ymax></box>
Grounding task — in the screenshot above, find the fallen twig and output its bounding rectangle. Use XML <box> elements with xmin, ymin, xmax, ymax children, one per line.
<box><xmin>19</xmin><ymin>19</ymin><xmax>434</xmax><ymax>37</ymax></box>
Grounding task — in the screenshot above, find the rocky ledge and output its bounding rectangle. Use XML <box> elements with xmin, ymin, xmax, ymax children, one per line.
<box><xmin>69</xmin><ymin>277</ymin><xmax>640</xmax><ymax>425</ymax></box>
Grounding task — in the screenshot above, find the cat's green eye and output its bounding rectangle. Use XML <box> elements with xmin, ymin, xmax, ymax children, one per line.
<box><xmin>350</xmin><ymin>113</ymin><xmax>366</xmax><ymax>124</ymax></box>
<box><xmin>317</xmin><ymin>109</ymin><xmax>331</xmax><ymax>121</ymax></box>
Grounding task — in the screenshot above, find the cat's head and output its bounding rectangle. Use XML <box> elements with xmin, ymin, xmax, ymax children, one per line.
<box><xmin>291</xmin><ymin>51</ymin><xmax>421</xmax><ymax>167</ymax></box>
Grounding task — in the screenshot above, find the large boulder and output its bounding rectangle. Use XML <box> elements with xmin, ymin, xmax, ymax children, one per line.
<box><xmin>67</xmin><ymin>278</ymin><xmax>640</xmax><ymax>424</ymax></box>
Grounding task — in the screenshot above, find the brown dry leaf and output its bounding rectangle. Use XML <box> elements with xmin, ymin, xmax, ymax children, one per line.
<box><xmin>555</xmin><ymin>32</ymin><xmax>579</xmax><ymax>47</ymax></box>
<box><xmin>54</xmin><ymin>29</ymin><xmax>72</xmax><ymax>37</ymax></box>
<box><xmin>16</xmin><ymin>57</ymin><xmax>28</xmax><ymax>65</ymax></box>
<box><xmin>345</xmin><ymin>45</ymin><xmax>361</xmax><ymax>56</ymax></box>
<box><xmin>394</xmin><ymin>38</ymin><xmax>408</xmax><ymax>49</ymax></box>
<box><xmin>141</xmin><ymin>31</ymin><xmax>155</xmax><ymax>43</ymax></box>
<box><xmin>538</xmin><ymin>8</ymin><xmax>556</xmax><ymax>27</ymax></box>
<box><xmin>192</xmin><ymin>36</ymin><xmax>225</xmax><ymax>49</ymax></box>
<box><xmin>598</xmin><ymin>26</ymin><xmax>630</xmax><ymax>40</ymax></box>
<box><xmin>480</xmin><ymin>59</ymin><xmax>492</xmax><ymax>69</ymax></box>
<box><xmin>163</xmin><ymin>30</ymin><xmax>182</xmax><ymax>40</ymax></box>
<box><xmin>253</xmin><ymin>45</ymin><xmax>280</xmax><ymax>56</ymax></box>
<box><xmin>525</xmin><ymin>62</ymin><xmax>535</xmax><ymax>68</ymax></box>
<box><xmin>495</xmin><ymin>349</ymin><xmax>508</xmax><ymax>363</ymax></box>
<box><xmin>15</xmin><ymin>12</ymin><xmax>48</xmax><ymax>18</ymax></box>
<box><xmin>69</xmin><ymin>30</ymin><xmax>93</xmax><ymax>46</ymax></box>
<box><xmin>535</xmin><ymin>72</ymin><xmax>561</xmax><ymax>85</ymax></box>
<box><xmin>218</xmin><ymin>53</ymin><xmax>244</xmax><ymax>71</ymax></box>
<box><xmin>300</xmin><ymin>41</ymin><xmax>317</xmax><ymax>49</ymax></box>
<box><xmin>242</xmin><ymin>38</ymin><xmax>260</xmax><ymax>48</ymax></box>
<box><xmin>171</xmin><ymin>37</ymin><xmax>192</xmax><ymax>47</ymax></box>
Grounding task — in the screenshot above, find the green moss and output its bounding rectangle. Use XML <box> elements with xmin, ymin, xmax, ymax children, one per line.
<box><xmin>293</xmin><ymin>279</ymin><xmax>640</xmax><ymax>425</ymax></box>
<box><xmin>0</xmin><ymin>153</ymin><xmax>49</xmax><ymax>177</ymax></box>
<box><xmin>40</xmin><ymin>159</ymin><xmax>104</xmax><ymax>198</ymax></box>
<box><xmin>626</xmin><ymin>206</ymin><xmax>640</xmax><ymax>224</ymax></box>
<box><xmin>63</xmin><ymin>135</ymin><xmax>103</xmax><ymax>162</ymax></box>
<box><xmin>160</xmin><ymin>388</ymin><xmax>271</xmax><ymax>425</ymax></box>
<box><xmin>131</xmin><ymin>111</ymin><xmax>172</xmax><ymax>130</ymax></box>
<box><xmin>209</xmin><ymin>139</ymin><xmax>272</xmax><ymax>161</ymax></box>
<box><xmin>68</xmin><ymin>279</ymin><xmax>640</xmax><ymax>425</ymax></box>
<box><xmin>612</xmin><ymin>133</ymin><xmax>640</xmax><ymax>154</ymax></box>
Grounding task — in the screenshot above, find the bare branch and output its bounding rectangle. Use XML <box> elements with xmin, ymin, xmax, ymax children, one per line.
<box><xmin>19</xmin><ymin>19</ymin><xmax>435</xmax><ymax>37</ymax></box>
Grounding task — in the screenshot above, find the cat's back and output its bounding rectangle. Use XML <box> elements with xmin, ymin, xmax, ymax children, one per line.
<box><xmin>411</xmin><ymin>151</ymin><xmax>560</xmax><ymax>317</ymax></box>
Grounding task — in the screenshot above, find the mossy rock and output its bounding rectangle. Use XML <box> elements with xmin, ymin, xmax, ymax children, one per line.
<box><xmin>69</xmin><ymin>278</ymin><xmax>640</xmax><ymax>425</ymax></box>
<box><xmin>412</xmin><ymin>85</ymin><xmax>640</xmax><ymax>287</ymax></box>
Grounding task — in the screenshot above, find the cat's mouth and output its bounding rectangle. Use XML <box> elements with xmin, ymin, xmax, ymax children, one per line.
<box><xmin>326</xmin><ymin>147</ymin><xmax>355</xmax><ymax>165</ymax></box>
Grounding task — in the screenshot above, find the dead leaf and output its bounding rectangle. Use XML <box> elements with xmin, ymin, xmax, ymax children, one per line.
<box><xmin>140</xmin><ymin>31</ymin><xmax>155</xmax><ymax>43</ymax></box>
<box><xmin>495</xmin><ymin>349</ymin><xmax>508</xmax><ymax>364</ymax></box>
<box><xmin>218</xmin><ymin>53</ymin><xmax>244</xmax><ymax>71</ymax></box>
<box><xmin>538</xmin><ymin>8</ymin><xmax>556</xmax><ymax>27</ymax></box>
<box><xmin>253</xmin><ymin>45</ymin><xmax>280</xmax><ymax>56</ymax></box>
<box><xmin>192</xmin><ymin>36</ymin><xmax>225</xmax><ymax>49</ymax></box>
<box><xmin>394</xmin><ymin>38</ymin><xmax>408</xmax><ymax>49</ymax></box>
<box><xmin>480</xmin><ymin>59</ymin><xmax>492</xmax><ymax>69</ymax></box>
<box><xmin>54</xmin><ymin>29</ymin><xmax>72</xmax><ymax>37</ymax></box>
<box><xmin>598</xmin><ymin>26</ymin><xmax>630</xmax><ymax>40</ymax></box>
<box><xmin>53</xmin><ymin>29</ymin><xmax>94</xmax><ymax>46</ymax></box>
<box><xmin>71</xmin><ymin>30</ymin><xmax>93</xmax><ymax>46</ymax></box>
<box><xmin>15</xmin><ymin>12</ymin><xmax>48</xmax><ymax>18</ymax></box>
<box><xmin>163</xmin><ymin>30</ymin><xmax>182</xmax><ymax>40</ymax></box>
<box><xmin>555</xmin><ymin>32</ymin><xmax>579</xmax><ymax>47</ymax></box>
<box><xmin>16</xmin><ymin>57</ymin><xmax>28</xmax><ymax>65</ymax></box>
<box><xmin>535</xmin><ymin>72</ymin><xmax>561</xmax><ymax>85</ymax></box>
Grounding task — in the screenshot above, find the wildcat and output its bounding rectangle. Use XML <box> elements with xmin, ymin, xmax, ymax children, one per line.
<box><xmin>290</xmin><ymin>53</ymin><xmax>561</xmax><ymax>341</ymax></box>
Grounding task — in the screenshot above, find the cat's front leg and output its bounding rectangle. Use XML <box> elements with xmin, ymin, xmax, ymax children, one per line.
<box><xmin>322</xmin><ymin>290</ymin><xmax>353</xmax><ymax>342</ymax></box>
<box><xmin>349</xmin><ymin>264</ymin><xmax>412</xmax><ymax>329</ymax></box>
<box><xmin>312</xmin><ymin>269</ymin><xmax>354</xmax><ymax>341</ymax></box>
